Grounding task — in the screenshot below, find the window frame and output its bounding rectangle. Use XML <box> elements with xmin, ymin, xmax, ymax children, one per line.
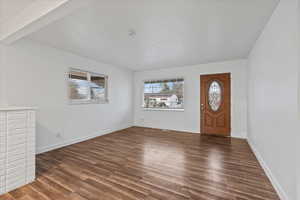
<box><xmin>142</xmin><ymin>78</ymin><xmax>185</xmax><ymax>111</ymax></box>
<box><xmin>68</xmin><ymin>68</ymin><xmax>108</xmax><ymax>105</ymax></box>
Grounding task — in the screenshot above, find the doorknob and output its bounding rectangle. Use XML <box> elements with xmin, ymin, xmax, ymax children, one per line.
<box><xmin>201</xmin><ymin>104</ymin><xmax>204</xmax><ymax>110</ymax></box>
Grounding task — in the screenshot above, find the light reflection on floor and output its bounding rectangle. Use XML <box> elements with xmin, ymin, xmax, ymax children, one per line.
<box><xmin>141</xmin><ymin>135</ymin><xmax>228</xmax><ymax>185</ymax></box>
<box><xmin>142</xmin><ymin>140</ymin><xmax>187</xmax><ymax>183</ymax></box>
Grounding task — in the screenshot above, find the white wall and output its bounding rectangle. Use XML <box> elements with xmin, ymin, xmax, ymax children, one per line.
<box><xmin>247</xmin><ymin>0</ymin><xmax>298</xmax><ymax>199</ymax></box>
<box><xmin>298</xmin><ymin>0</ymin><xmax>300</xmax><ymax>197</ymax></box>
<box><xmin>0</xmin><ymin>45</ymin><xmax>5</xmax><ymax>105</ymax></box>
<box><xmin>1</xmin><ymin>39</ymin><xmax>134</xmax><ymax>153</ymax></box>
<box><xmin>134</xmin><ymin>59</ymin><xmax>248</xmax><ymax>138</ymax></box>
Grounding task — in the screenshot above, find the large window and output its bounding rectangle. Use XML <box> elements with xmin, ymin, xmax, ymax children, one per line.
<box><xmin>143</xmin><ymin>78</ymin><xmax>184</xmax><ymax>110</ymax></box>
<box><xmin>68</xmin><ymin>69</ymin><xmax>108</xmax><ymax>104</ymax></box>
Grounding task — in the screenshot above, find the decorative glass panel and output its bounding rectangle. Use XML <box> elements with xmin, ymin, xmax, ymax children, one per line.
<box><xmin>208</xmin><ymin>81</ymin><xmax>222</xmax><ymax>111</ymax></box>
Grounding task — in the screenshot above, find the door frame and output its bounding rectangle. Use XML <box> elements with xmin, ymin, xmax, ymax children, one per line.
<box><xmin>200</xmin><ymin>73</ymin><xmax>231</xmax><ymax>136</ymax></box>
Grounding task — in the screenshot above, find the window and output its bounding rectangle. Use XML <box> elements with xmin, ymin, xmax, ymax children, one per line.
<box><xmin>68</xmin><ymin>69</ymin><xmax>108</xmax><ymax>104</ymax></box>
<box><xmin>208</xmin><ymin>81</ymin><xmax>222</xmax><ymax>111</ymax></box>
<box><xmin>143</xmin><ymin>78</ymin><xmax>184</xmax><ymax>110</ymax></box>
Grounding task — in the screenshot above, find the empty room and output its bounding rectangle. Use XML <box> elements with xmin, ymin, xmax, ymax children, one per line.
<box><xmin>0</xmin><ymin>0</ymin><xmax>299</xmax><ymax>200</ymax></box>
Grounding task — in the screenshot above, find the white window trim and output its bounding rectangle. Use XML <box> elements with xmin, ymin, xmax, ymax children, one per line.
<box><xmin>68</xmin><ymin>68</ymin><xmax>108</xmax><ymax>105</ymax></box>
<box><xmin>143</xmin><ymin>108</ymin><xmax>185</xmax><ymax>112</ymax></box>
<box><xmin>142</xmin><ymin>77</ymin><xmax>185</xmax><ymax>111</ymax></box>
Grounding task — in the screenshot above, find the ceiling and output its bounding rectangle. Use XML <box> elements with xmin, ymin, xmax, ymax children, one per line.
<box><xmin>0</xmin><ymin>0</ymin><xmax>37</xmax><ymax>23</ymax></box>
<box><xmin>27</xmin><ymin>0</ymin><xmax>278</xmax><ymax>71</ymax></box>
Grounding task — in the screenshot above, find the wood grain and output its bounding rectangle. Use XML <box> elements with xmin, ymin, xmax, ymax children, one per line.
<box><xmin>200</xmin><ymin>73</ymin><xmax>231</xmax><ymax>136</ymax></box>
<box><xmin>1</xmin><ymin>127</ymin><xmax>279</xmax><ymax>200</ymax></box>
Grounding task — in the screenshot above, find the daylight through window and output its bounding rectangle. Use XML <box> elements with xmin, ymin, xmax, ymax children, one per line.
<box><xmin>69</xmin><ymin>69</ymin><xmax>108</xmax><ymax>104</ymax></box>
<box><xmin>143</xmin><ymin>78</ymin><xmax>184</xmax><ymax>110</ymax></box>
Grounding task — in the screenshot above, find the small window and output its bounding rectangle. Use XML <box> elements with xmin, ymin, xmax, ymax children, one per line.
<box><xmin>143</xmin><ymin>78</ymin><xmax>184</xmax><ymax>110</ymax></box>
<box><xmin>68</xmin><ymin>69</ymin><xmax>108</xmax><ymax>104</ymax></box>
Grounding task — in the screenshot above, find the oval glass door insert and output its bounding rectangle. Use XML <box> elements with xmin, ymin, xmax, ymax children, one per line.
<box><xmin>208</xmin><ymin>81</ymin><xmax>222</xmax><ymax>111</ymax></box>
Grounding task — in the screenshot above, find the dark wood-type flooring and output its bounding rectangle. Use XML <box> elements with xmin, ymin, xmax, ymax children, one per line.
<box><xmin>0</xmin><ymin>127</ymin><xmax>280</xmax><ymax>200</ymax></box>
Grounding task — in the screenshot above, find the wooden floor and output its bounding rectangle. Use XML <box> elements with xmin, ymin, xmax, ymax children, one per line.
<box><xmin>1</xmin><ymin>127</ymin><xmax>279</xmax><ymax>200</ymax></box>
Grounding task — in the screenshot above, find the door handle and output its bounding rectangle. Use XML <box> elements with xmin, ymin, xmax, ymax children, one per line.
<box><xmin>201</xmin><ymin>104</ymin><xmax>204</xmax><ymax>110</ymax></box>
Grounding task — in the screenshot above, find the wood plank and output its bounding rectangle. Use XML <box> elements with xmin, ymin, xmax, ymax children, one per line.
<box><xmin>0</xmin><ymin>127</ymin><xmax>280</xmax><ymax>200</ymax></box>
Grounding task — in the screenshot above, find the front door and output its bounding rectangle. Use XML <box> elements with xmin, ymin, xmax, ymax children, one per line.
<box><xmin>200</xmin><ymin>73</ymin><xmax>231</xmax><ymax>136</ymax></box>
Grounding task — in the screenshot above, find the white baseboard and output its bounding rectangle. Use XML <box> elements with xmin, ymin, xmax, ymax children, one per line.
<box><xmin>133</xmin><ymin>125</ymin><xmax>199</xmax><ymax>134</ymax></box>
<box><xmin>36</xmin><ymin>124</ymin><xmax>132</xmax><ymax>154</ymax></box>
<box><xmin>231</xmin><ymin>132</ymin><xmax>247</xmax><ymax>139</ymax></box>
<box><xmin>247</xmin><ymin>139</ymin><xmax>289</xmax><ymax>200</ymax></box>
<box><xmin>134</xmin><ymin>124</ymin><xmax>247</xmax><ymax>139</ymax></box>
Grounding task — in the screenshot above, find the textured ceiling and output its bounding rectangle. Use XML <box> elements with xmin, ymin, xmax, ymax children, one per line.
<box><xmin>27</xmin><ymin>0</ymin><xmax>278</xmax><ymax>70</ymax></box>
<box><xmin>0</xmin><ymin>0</ymin><xmax>37</xmax><ymax>23</ymax></box>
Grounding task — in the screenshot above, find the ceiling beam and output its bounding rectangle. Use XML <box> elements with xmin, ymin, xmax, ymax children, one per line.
<box><xmin>0</xmin><ymin>0</ymin><xmax>90</xmax><ymax>45</ymax></box>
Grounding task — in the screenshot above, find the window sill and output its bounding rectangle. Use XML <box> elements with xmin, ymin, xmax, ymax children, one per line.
<box><xmin>69</xmin><ymin>100</ymin><xmax>109</xmax><ymax>105</ymax></box>
<box><xmin>142</xmin><ymin>108</ymin><xmax>184</xmax><ymax>112</ymax></box>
